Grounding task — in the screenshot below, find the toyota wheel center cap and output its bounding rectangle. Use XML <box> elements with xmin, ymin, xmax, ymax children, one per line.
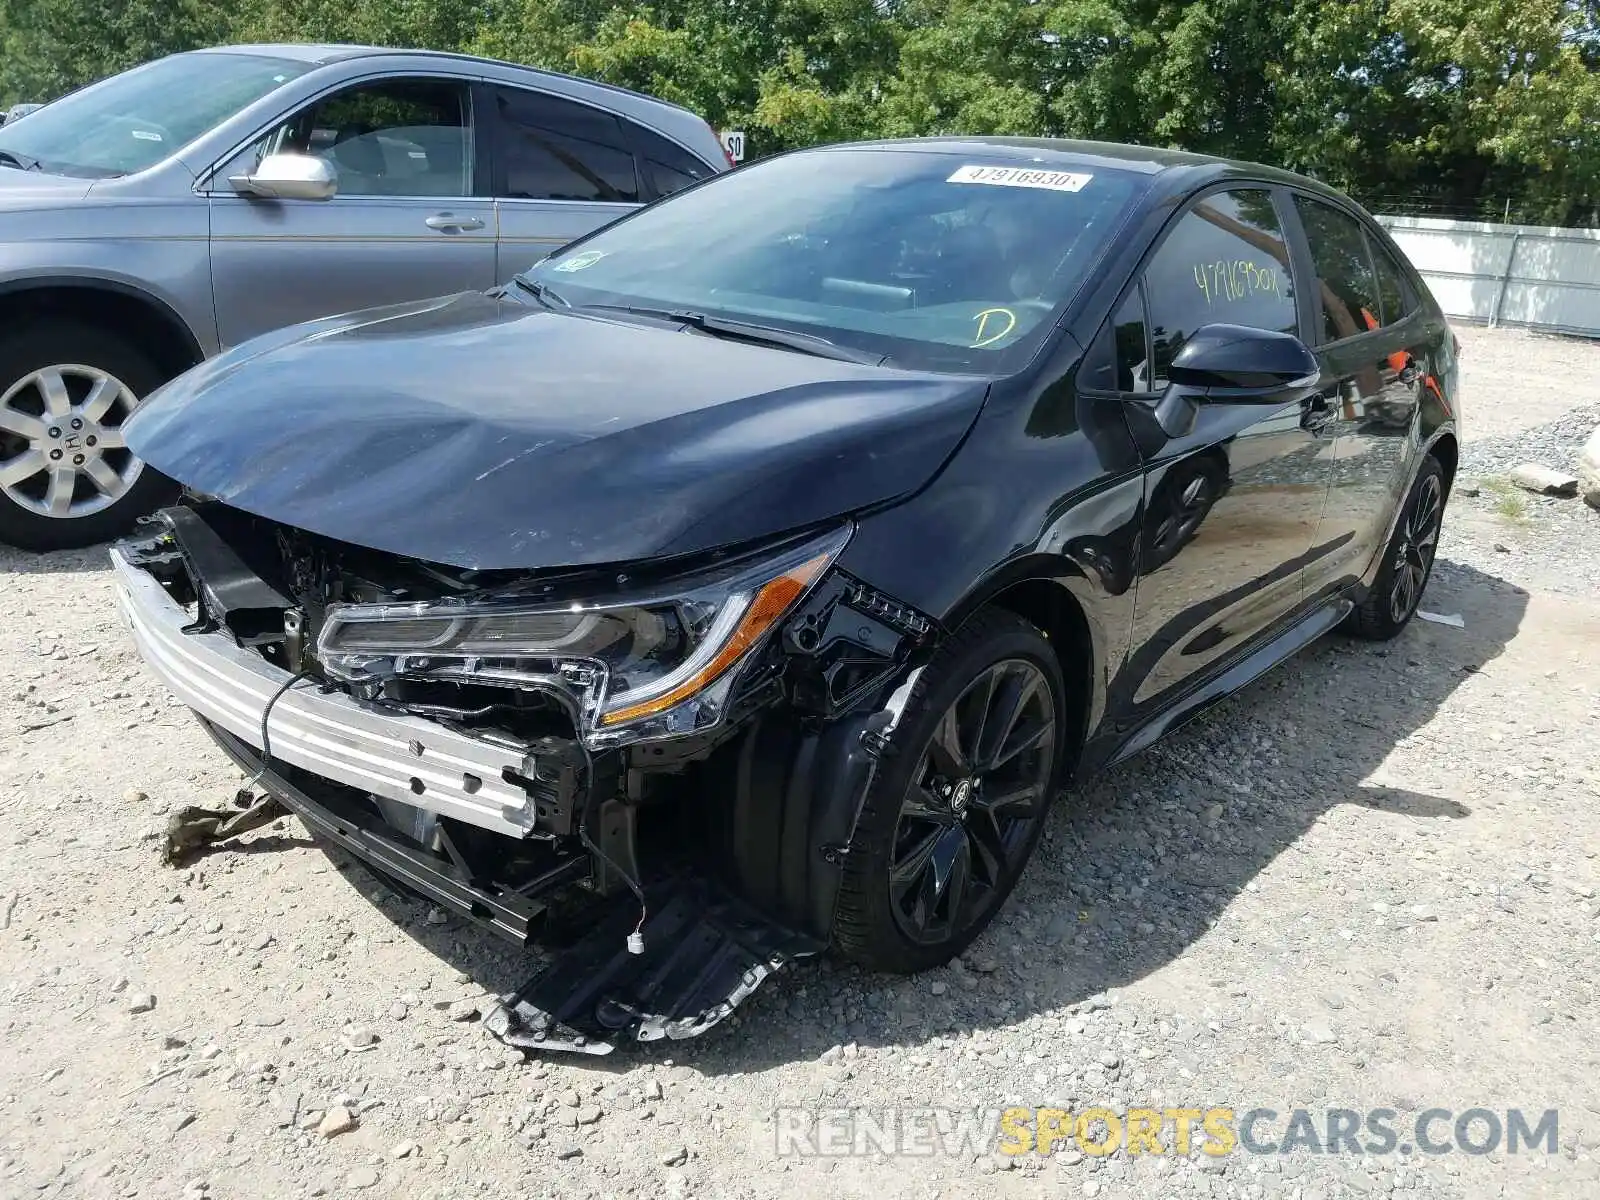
<box><xmin>951</xmin><ymin>778</ymin><xmax>974</xmax><ymax>813</ymax></box>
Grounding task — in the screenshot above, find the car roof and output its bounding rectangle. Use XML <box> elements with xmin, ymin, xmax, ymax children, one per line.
<box><xmin>193</xmin><ymin>44</ymin><xmax>384</xmax><ymax>65</ymax></box>
<box><xmin>191</xmin><ymin>44</ymin><xmax>704</xmax><ymax>118</ymax></box>
<box><xmin>832</xmin><ymin>135</ymin><xmax>1320</xmax><ymax>193</ymax></box>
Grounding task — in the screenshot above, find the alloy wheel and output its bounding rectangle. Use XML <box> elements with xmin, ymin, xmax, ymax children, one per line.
<box><xmin>1388</xmin><ymin>472</ymin><xmax>1442</xmax><ymax>624</ymax></box>
<box><xmin>888</xmin><ymin>658</ymin><xmax>1056</xmax><ymax>946</ymax></box>
<box><xmin>0</xmin><ymin>363</ymin><xmax>144</xmax><ymax>519</ymax></box>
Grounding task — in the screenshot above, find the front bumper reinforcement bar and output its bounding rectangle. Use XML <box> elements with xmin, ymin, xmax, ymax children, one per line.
<box><xmin>111</xmin><ymin>546</ymin><xmax>540</xmax><ymax>839</ymax></box>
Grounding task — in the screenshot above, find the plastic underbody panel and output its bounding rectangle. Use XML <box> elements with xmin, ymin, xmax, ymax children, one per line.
<box><xmin>481</xmin><ymin>884</ymin><xmax>821</xmax><ymax>1055</ymax></box>
<box><xmin>202</xmin><ymin>717</ymin><xmax>822</xmax><ymax>1052</ymax></box>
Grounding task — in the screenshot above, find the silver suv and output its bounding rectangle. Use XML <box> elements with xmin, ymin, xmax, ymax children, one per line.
<box><xmin>0</xmin><ymin>45</ymin><xmax>728</xmax><ymax>550</ymax></box>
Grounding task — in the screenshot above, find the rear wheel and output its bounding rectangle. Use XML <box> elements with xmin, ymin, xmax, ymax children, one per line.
<box><xmin>0</xmin><ymin>321</ymin><xmax>177</xmax><ymax>551</ymax></box>
<box><xmin>1341</xmin><ymin>455</ymin><xmax>1446</xmax><ymax>641</ymax></box>
<box><xmin>833</xmin><ymin>609</ymin><xmax>1065</xmax><ymax>973</ymax></box>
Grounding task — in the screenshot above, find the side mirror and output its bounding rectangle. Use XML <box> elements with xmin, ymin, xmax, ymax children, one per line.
<box><xmin>1168</xmin><ymin>324</ymin><xmax>1319</xmax><ymax>393</ymax></box>
<box><xmin>1151</xmin><ymin>324</ymin><xmax>1321</xmax><ymax>440</ymax></box>
<box><xmin>230</xmin><ymin>153</ymin><xmax>337</xmax><ymax>201</ymax></box>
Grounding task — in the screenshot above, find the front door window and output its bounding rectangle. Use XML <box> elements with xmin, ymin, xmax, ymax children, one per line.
<box><xmin>1140</xmin><ymin>189</ymin><xmax>1299</xmax><ymax>388</ymax></box>
<box><xmin>243</xmin><ymin>78</ymin><xmax>473</xmax><ymax>198</ymax></box>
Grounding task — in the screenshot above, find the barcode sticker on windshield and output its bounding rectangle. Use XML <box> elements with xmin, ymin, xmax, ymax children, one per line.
<box><xmin>947</xmin><ymin>165</ymin><xmax>1093</xmax><ymax>192</ymax></box>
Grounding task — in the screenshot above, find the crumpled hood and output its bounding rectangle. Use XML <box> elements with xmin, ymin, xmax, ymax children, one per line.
<box><xmin>125</xmin><ymin>291</ymin><xmax>990</xmax><ymax>570</ymax></box>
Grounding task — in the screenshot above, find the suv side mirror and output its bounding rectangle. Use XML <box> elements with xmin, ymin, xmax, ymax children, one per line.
<box><xmin>230</xmin><ymin>153</ymin><xmax>338</xmax><ymax>201</ymax></box>
<box><xmin>1152</xmin><ymin>324</ymin><xmax>1321</xmax><ymax>439</ymax></box>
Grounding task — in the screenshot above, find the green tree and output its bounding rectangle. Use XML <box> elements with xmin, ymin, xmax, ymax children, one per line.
<box><xmin>1274</xmin><ymin>0</ymin><xmax>1600</xmax><ymax>223</ymax></box>
<box><xmin>0</xmin><ymin>0</ymin><xmax>1597</xmax><ymax>225</ymax></box>
<box><xmin>230</xmin><ymin>0</ymin><xmax>485</xmax><ymax>50</ymax></box>
<box><xmin>0</xmin><ymin>0</ymin><xmax>229</xmax><ymax>102</ymax></box>
<box><xmin>881</xmin><ymin>0</ymin><xmax>1051</xmax><ymax>137</ymax></box>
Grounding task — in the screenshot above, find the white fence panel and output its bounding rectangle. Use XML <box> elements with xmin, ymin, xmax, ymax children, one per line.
<box><xmin>1375</xmin><ymin>215</ymin><xmax>1600</xmax><ymax>337</ymax></box>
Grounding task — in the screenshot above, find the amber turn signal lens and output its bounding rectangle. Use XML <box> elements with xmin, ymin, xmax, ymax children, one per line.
<box><xmin>597</xmin><ymin>550</ymin><xmax>833</xmax><ymax>727</ymax></box>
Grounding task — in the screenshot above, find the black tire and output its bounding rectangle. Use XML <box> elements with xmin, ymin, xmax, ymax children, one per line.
<box><xmin>0</xmin><ymin>320</ymin><xmax>179</xmax><ymax>552</ymax></box>
<box><xmin>1341</xmin><ymin>454</ymin><xmax>1446</xmax><ymax>641</ymax></box>
<box><xmin>833</xmin><ymin>608</ymin><xmax>1067</xmax><ymax>973</ymax></box>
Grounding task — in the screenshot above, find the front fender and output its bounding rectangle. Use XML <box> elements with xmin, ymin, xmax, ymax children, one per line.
<box><xmin>0</xmin><ymin>221</ymin><xmax>216</xmax><ymax>356</ymax></box>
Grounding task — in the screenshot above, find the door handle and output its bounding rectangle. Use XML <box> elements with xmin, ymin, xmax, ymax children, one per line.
<box><xmin>1301</xmin><ymin>390</ymin><xmax>1336</xmax><ymax>434</ymax></box>
<box><xmin>425</xmin><ymin>213</ymin><xmax>484</xmax><ymax>232</ymax></box>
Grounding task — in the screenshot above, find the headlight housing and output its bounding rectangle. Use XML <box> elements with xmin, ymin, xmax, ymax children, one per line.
<box><xmin>316</xmin><ymin>525</ymin><xmax>850</xmax><ymax>747</ymax></box>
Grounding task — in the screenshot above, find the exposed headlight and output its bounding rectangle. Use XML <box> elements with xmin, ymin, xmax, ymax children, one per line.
<box><xmin>316</xmin><ymin>525</ymin><xmax>850</xmax><ymax>747</ymax></box>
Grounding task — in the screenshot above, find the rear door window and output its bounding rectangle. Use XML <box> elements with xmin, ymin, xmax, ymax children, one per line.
<box><xmin>1294</xmin><ymin>196</ymin><xmax>1384</xmax><ymax>342</ymax></box>
<box><xmin>626</xmin><ymin>122</ymin><xmax>716</xmax><ymax>200</ymax></box>
<box><xmin>1371</xmin><ymin>240</ymin><xmax>1415</xmax><ymax>326</ymax></box>
<box><xmin>1142</xmin><ymin>188</ymin><xmax>1298</xmax><ymax>388</ymax></box>
<box><xmin>490</xmin><ymin>87</ymin><xmax>639</xmax><ymax>203</ymax></box>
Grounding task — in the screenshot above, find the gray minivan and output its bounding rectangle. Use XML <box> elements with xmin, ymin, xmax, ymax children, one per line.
<box><xmin>0</xmin><ymin>45</ymin><xmax>728</xmax><ymax>549</ymax></box>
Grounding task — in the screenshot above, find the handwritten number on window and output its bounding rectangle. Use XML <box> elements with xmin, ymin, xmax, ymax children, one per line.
<box><xmin>1193</xmin><ymin>260</ymin><xmax>1280</xmax><ymax>306</ymax></box>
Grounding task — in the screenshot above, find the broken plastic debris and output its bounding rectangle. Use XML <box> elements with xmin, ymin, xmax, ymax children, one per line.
<box><xmin>161</xmin><ymin>790</ymin><xmax>287</xmax><ymax>866</ymax></box>
<box><xmin>483</xmin><ymin>878</ymin><xmax>819</xmax><ymax>1054</ymax></box>
<box><xmin>1415</xmin><ymin>610</ymin><xmax>1465</xmax><ymax>628</ymax></box>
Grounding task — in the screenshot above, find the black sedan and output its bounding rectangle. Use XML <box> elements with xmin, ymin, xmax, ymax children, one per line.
<box><xmin>113</xmin><ymin>138</ymin><xmax>1458</xmax><ymax>1052</ymax></box>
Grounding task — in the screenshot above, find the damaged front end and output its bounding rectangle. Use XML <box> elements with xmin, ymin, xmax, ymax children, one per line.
<box><xmin>113</xmin><ymin>500</ymin><xmax>937</xmax><ymax>1052</ymax></box>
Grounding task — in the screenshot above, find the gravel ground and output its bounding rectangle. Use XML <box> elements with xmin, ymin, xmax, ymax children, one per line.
<box><xmin>1446</xmin><ymin>326</ymin><xmax>1600</xmax><ymax>597</ymax></box>
<box><xmin>1</xmin><ymin>325</ymin><xmax>1597</xmax><ymax>1200</ymax></box>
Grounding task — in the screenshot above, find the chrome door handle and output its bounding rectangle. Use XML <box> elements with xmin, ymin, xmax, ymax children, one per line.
<box><xmin>425</xmin><ymin>214</ymin><xmax>484</xmax><ymax>232</ymax></box>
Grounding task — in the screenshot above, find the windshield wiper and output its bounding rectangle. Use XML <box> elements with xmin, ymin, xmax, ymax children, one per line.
<box><xmin>509</xmin><ymin>275</ymin><xmax>570</xmax><ymax>309</ymax></box>
<box><xmin>0</xmin><ymin>149</ymin><xmax>42</xmax><ymax>172</ymax></box>
<box><xmin>579</xmin><ymin>303</ymin><xmax>886</xmax><ymax>366</ymax></box>
<box><xmin>680</xmin><ymin>312</ymin><xmax>888</xmax><ymax>365</ymax></box>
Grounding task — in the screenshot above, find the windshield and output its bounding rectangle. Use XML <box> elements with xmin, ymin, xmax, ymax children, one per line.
<box><xmin>0</xmin><ymin>52</ymin><xmax>309</xmax><ymax>178</ymax></box>
<box><xmin>526</xmin><ymin>148</ymin><xmax>1147</xmax><ymax>373</ymax></box>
